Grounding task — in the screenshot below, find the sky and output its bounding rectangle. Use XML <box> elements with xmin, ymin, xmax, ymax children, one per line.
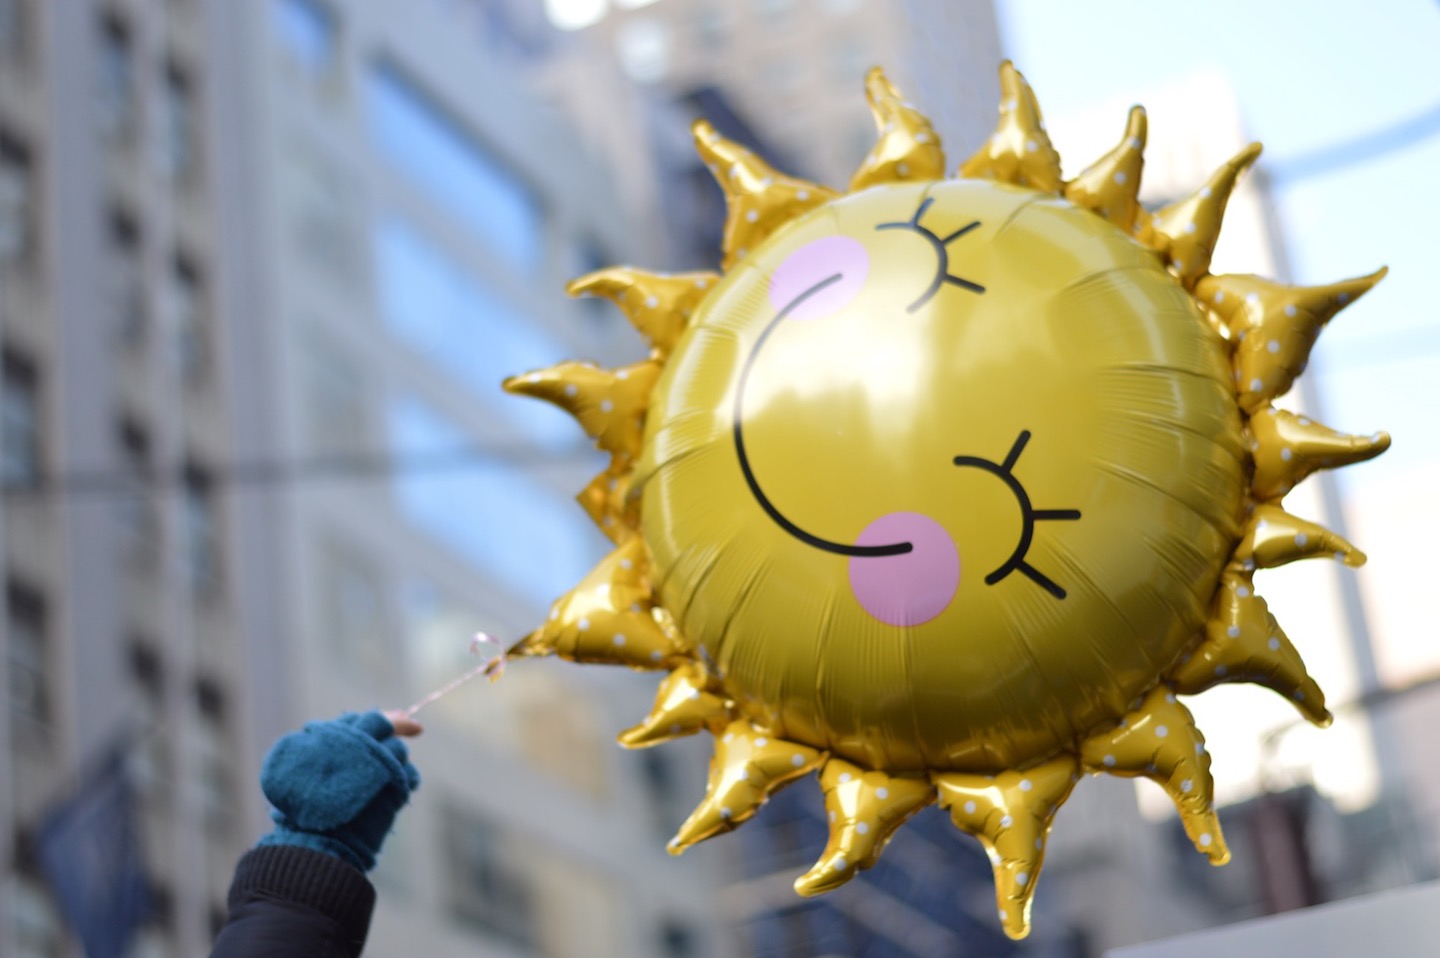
<box><xmin>997</xmin><ymin>0</ymin><xmax>1440</xmax><ymax>813</ymax></box>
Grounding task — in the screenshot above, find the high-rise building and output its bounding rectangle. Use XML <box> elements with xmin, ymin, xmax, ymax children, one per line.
<box><xmin>0</xmin><ymin>1</ymin><xmax>739</xmax><ymax>956</ymax></box>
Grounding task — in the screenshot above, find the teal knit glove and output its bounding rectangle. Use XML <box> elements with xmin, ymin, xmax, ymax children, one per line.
<box><xmin>256</xmin><ymin>711</ymin><xmax>421</xmax><ymax>873</ymax></box>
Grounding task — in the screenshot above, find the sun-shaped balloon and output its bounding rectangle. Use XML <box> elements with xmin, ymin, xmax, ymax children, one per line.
<box><xmin>501</xmin><ymin>63</ymin><xmax>1389</xmax><ymax>939</ymax></box>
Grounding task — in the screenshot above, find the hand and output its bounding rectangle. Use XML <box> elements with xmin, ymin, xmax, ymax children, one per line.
<box><xmin>257</xmin><ymin>711</ymin><xmax>422</xmax><ymax>872</ymax></box>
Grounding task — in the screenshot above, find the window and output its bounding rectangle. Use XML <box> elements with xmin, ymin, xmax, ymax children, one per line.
<box><xmin>97</xmin><ymin>13</ymin><xmax>136</xmax><ymax>143</ymax></box>
<box><xmin>289</xmin><ymin>146</ymin><xmax>358</xmax><ymax>282</ymax></box>
<box><xmin>320</xmin><ymin>535</ymin><xmax>390</xmax><ymax>679</ymax></box>
<box><xmin>0</xmin><ymin>129</ymin><xmax>33</xmax><ymax>262</ymax></box>
<box><xmin>272</xmin><ymin>0</ymin><xmax>335</xmax><ymax>75</ymax></box>
<box><xmin>365</xmin><ymin>64</ymin><xmax>543</xmax><ymax>272</ymax></box>
<box><xmin>116</xmin><ymin>418</ymin><xmax>155</xmax><ymax>553</ymax></box>
<box><xmin>172</xmin><ymin>253</ymin><xmax>206</xmax><ymax>384</ymax></box>
<box><xmin>659</xmin><ymin>919</ymin><xmax>698</xmax><ymax>958</ymax></box>
<box><xmin>387</xmin><ymin>397</ymin><xmax>602</xmax><ymax>604</ymax></box>
<box><xmin>194</xmin><ymin>677</ymin><xmax>232</xmax><ymax>830</ymax></box>
<box><xmin>107</xmin><ymin>207</ymin><xmax>145</xmax><ymax>344</ymax></box>
<box><xmin>303</xmin><ymin>337</ymin><xmax>369</xmax><ymax>455</ymax></box>
<box><xmin>8</xmin><ymin>876</ymin><xmax>62</xmax><ymax>958</ymax></box>
<box><xmin>162</xmin><ymin>61</ymin><xmax>196</xmax><ymax>181</ymax></box>
<box><xmin>2</xmin><ymin>348</ymin><xmax>39</xmax><ymax>487</ymax></box>
<box><xmin>372</xmin><ymin>217</ymin><xmax>573</xmax><ymax>443</ymax></box>
<box><xmin>182</xmin><ymin>462</ymin><xmax>218</xmax><ymax>596</ymax></box>
<box><xmin>440</xmin><ymin>805</ymin><xmax>536</xmax><ymax>947</ymax></box>
<box><xmin>127</xmin><ymin>640</ymin><xmax>170</xmax><ymax>800</ymax></box>
<box><xmin>7</xmin><ymin>580</ymin><xmax>49</xmax><ymax>745</ymax></box>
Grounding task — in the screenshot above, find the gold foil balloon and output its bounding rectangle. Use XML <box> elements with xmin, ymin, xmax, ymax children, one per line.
<box><xmin>500</xmin><ymin>63</ymin><xmax>1390</xmax><ymax>940</ymax></box>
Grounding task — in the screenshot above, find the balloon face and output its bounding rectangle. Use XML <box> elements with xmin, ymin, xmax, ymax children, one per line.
<box><xmin>502</xmin><ymin>63</ymin><xmax>1389</xmax><ymax>940</ymax></box>
<box><xmin>638</xmin><ymin>179</ymin><xmax>1246</xmax><ymax>772</ymax></box>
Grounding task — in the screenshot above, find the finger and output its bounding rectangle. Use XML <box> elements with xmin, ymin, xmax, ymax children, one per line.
<box><xmin>383</xmin><ymin>710</ymin><xmax>425</xmax><ymax>737</ymax></box>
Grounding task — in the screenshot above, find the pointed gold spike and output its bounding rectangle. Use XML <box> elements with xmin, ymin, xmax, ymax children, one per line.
<box><xmin>503</xmin><ymin>360</ymin><xmax>661</xmax><ymax>460</ymax></box>
<box><xmin>1250</xmin><ymin>406</ymin><xmax>1391</xmax><ymax>500</ymax></box>
<box><xmin>1080</xmin><ymin>685</ymin><xmax>1229</xmax><ymax>866</ymax></box>
<box><xmin>794</xmin><ymin>759</ymin><xmax>935</xmax><ymax>896</ymax></box>
<box><xmin>1064</xmin><ymin>106</ymin><xmax>1146</xmax><ymax>232</ymax></box>
<box><xmin>577</xmin><ymin>456</ymin><xmax>639</xmax><ymax>545</ymax></box>
<box><xmin>1169</xmin><ymin>567</ymin><xmax>1332</xmax><ymax>726</ymax></box>
<box><xmin>959</xmin><ymin>61</ymin><xmax>1062</xmax><ymax>194</ymax></box>
<box><xmin>932</xmin><ymin>754</ymin><xmax>1078</xmax><ymax>940</ymax></box>
<box><xmin>566</xmin><ymin>268</ymin><xmax>718</xmax><ymax>360</ymax></box>
<box><xmin>617</xmin><ymin>661</ymin><xmax>733</xmax><ymax>749</ymax></box>
<box><xmin>511</xmin><ymin>539</ymin><xmax>689</xmax><ymax>670</ymax></box>
<box><xmin>669</xmin><ymin>720</ymin><xmax>825</xmax><ymax>853</ymax></box>
<box><xmin>849</xmin><ymin>67</ymin><xmax>946</xmax><ymax>192</ymax></box>
<box><xmin>1139</xmin><ymin>143</ymin><xmax>1261</xmax><ymax>288</ymax></box>
<box><xmin>1195</xmin><ymin>268</ymin><xmax>1387</xmax><ymax>412</ymax></box>
<box><xmin>693</xmin><ymin>120</ymin><xmax>837</xmax><ymax>270</ymax></box>
<box><xmin>1235</xmin><ymin>503</ymin><xmax>1365</xmax><ymax>570</ymax></box>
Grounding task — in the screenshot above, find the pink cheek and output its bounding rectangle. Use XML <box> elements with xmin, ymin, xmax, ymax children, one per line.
<box><xmin>848</xmin><ymin>512</ymin><xmax>960</xmax><ymax>627</ymax></box>
<box><xmin>768</xmin><ymin>236</ymin><xmax>870</xmax><ymax>321</ymax></box>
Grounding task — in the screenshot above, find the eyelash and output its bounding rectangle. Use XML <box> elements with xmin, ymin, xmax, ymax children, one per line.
<box><xmin>875</xmin><ymin>197</ymin><xmax>986</xmax><ymax>313</ymax></box>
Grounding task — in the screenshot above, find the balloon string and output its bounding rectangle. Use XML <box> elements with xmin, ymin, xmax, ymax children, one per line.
<box><xmin>402</xmin><ymin>633</ymin><xmax>508</xmax><ymax>718</ymax></box>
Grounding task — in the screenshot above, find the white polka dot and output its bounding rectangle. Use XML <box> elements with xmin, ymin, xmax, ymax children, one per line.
<box><xmin>1268</xmin><ymin>637</ymin><xmax>1281</xmax><ymax>651</ymax></box>
<box><xmin>833</xmin><ymin>856</ymin><xmax>848</xmax><ymax>871</ymax></box>
<box><xmin>1025</xmin><ymin>139</ymin><xmax>1038</xmax><ymax>153</ymax></box>
<box><xmin>1250</xmin><ymin>378</ymin><xmax>1264</xmax><ymax>392</ymax></box>
<box><xmin>1214</xmin><ymin>291</ymin><xmax>1225</xmax><ymax>304</ymax></box>
<box><xmin>1035</xmin><ymin>838</ymin><xmax>1044</xmax><ymax>850</ymax></box>
<box><xmin>1167</xmin><ymin>692</ymin><xmax>1177</xmax><ymax>703</ymax></box>
<box><xmin>1243</xmin><ymin>559</ymin><xmax>1256</xmax><ymax>571</ymax></box>
<box><xmin>549</xmin><ymin>607</ymin><xmax>559</xmax><ymax>621</ymax></box>
<box><xmin>796</xmin><ymin>190</ymin><xmax>809</xmax><ymax>201</ymax></box>
<box><xmin>754</xmin><ymin>737</ymin><xmax>768</xmax><ymax>747</ymax></box>
<box><xmin>595</xmin><ymin>583</ymin><xmax>610</xmax><ymax>598</ymax></box>
<box><xmin>1298</xmin><ymin>416</ymin><xmax>1311</xmax><ymax>426</ymax></box>
<box><xmin>578</xmin><ymin>617</ymin><xmax>590</xmax><ymax>630</ymax></box>
<box><xmin>613</xmin><ymin>633</ymin><xmax>626</xmax><ymax>647</ymax></box>
<box><xmin>1016</xmin><ymin>872</ymin><xmax>1029</xmax><ymax>886</ymax></box>
<box><xmin>723</xmin><ymin>733</ymin><xmax>734</xmax><ymax>743</ymax></box>
<box><xmin>915</xmin><ymin>132</ymin><xmax>931</xmax><ymax>144</ymax></box>
<box><xmin>1181</xmin><ymin>779</ymin><xmax>1193</xmax><ymax>793</ymax></box>
<box><xmin>1128</xmin><ymin>137</ymin><xmax>1142</xmax><ymax>149</ymax></box>
<box><xmin>1284</xmin><ymin>303</ymin><xmax>1298</xmax><ymax>317</ymax></box>
<box><xmin>1199</xmin><ymin>832</ymin><xmax>1213</xmax><ymax>847</ymax></box>
<box><xmin>1196</xmin><ymin>743</ymin><xmax>1206</xmax><ymax>754</ymax></box>
<box><xmin>1184</xmin><ymin>222</ymin><xmax>1197</xmax><ymax>234</ymax></box>
<box><xmin>599</xmin><ymin>399</ymin><xmax>614</xmax><ymax>413</ymax></box>
<box><xmin>856</xmin><ymin>822</ymin><xmax>870</xmax><ymax>835</ymax></box>
<box><xmin>565</xmin><ymin>384</ymin><xmax>579</xmax><ymax>397</ymax></box>
<box><xmin>1246</xmin><ymin>292</ymin><xmax>1260</xmax><ymax>306</ymax></box>
<box><xmin>617</xmin><ymin>369</ymin><xmax>629</xmax><ymax>379</ymax></box>
<box><xmin>745</xmin><ymin>210</ymin><xmax>759</xmax><ymax>223</ymax></box>
<box><xmin>1267</xmin><ymin>340</ymin><xmax>1280</xmax><ymax>354</ymax></box>
<box><xmin>1294</xmin><ymin>690</ymin><xmax>1306</xmax><ymax>701</ymax></box>
<box><xmin>1113</xmin><ymin>171</ymin><xmax>1127</xmax><ymax>185</ymax></box>
<box><xmin>1280</xmin><ymin>448</ymin><xmax>1293</xmax><ymax>461</ymax></box>
<box><xmin>651</xmin><ymin>650</ymin><xmax>663</xmax><ymax>661</ymax></box>
<box><xmin>1000</xmin><ymin>909</ymin><xmax>1008</xmax><ymax>922</ymax></box>
<box><xmin>838</xmin><ymin>772</ymin><xmax>852</xmax><ymax>784</ymax></box>
<box><xmin>720</xmin><ymin>807</ymin><xmax>732</xmax><ymax>819</ymax></box>
<box><xmin>619</xmin><ymin>558</ymin><xmax>633</xmax><ymax>570</ymax></box>
<box><xmin>1338</xmin><ymin>292</ymin><xmax>1350</xmax><ymax>303</ymax></box>
<box><xmin>1237</xmin><ymin>585</ymin><xmax>1251</xmax><ymax>598</ymax></box>
<box><xmin>829</xmin><ymin>810</ymin><xmax>837</xmax><ymax>822</ymax></box>
<box><xmin>964</xmin><ymin>800</ymin><xmax>977</xmax><ymax>814</ymax></box>
<box><xmin>1200</xmin><ymin>186</ymin><xmax>1213</xmax><ymax>198</ymax></box>
<box><xmin>1334</xmin><ymin>551</ymin><xmax>1346</xmax><ymax>561</ymax></box>
<box><xmin>791</xmin><ymin>754</ymin><xmax>805</xmax><ymax>767</ymax></box>
<box><xmin>897</xmin><ymin>162</ymin><xmax>910</xmax><ymax>176</ymax></box>
<box><xmin>1156</xmin><ymin>725</ymin><xmax>1169</xmax><ymax>738</ymax></box>
<box><xmin>1215</xmin><ymin>665</ymin><xmax>1228</xmax><ymax>677</ymax></box>
<box><xmin>1019</xmin><ymin>779</ymin><xmax>1033</xmax><ymax>792</ymax></box>
<box><xmin>875</xmin><ymin>787</ymin><xmax>889</xmax><ymax>800</ymax></box>
<box><xmin>694</xmin><ymin>279</ymin><xmax>707</xmax><ymax>289</ymax></box>
<box><xmin>1227</xmin><ymin>625</ymin><xmax>1240</xmax><ymax>638</ymax></box>
<box><xmin>1000</xmin><ymin>815</ymin><xmax>1013</xmax><ymax>828</ymax></box>
<box><xmin>1295</xmin><ymin>533</ymin><xmax>1309</xmax><ymax>547</ymax></box>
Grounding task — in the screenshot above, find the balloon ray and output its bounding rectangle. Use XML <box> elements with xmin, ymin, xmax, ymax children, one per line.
<box><xmin>577</xmin><ymin>456</ymin><xmax>640</xmax><ymax>544</ymax></box>
<box><xmin>669</xmin><ymin>720</ymin><xmax>826</xmax><ymax>852</ymax></box>
<box><xmin>959</xmin><ymin>61</ymin><xmax>1061</xmax><ymax>193</ymax></box>
<box><xmin>1168</xmin><ymin>568</ymin><xmax>1332</xmax><ymax>727</ymax></box>
<box><xmin>1064</xmin><ymin>105</ymin><xmax>1147</xmax><ymax>232</ymax></box>
<box><xmin>794</xmin><ymin>758</ymin><xmax>935</xmax><ymax>896</ymax></box>
<box><xmin>850</xmin><ymin>66</ymin><xmax>947</xmax><ymax>192</ymax></box>
<box><xmin>1078</xmin><ymin>686</ymin><xmax>1228</xmax><ymax>865</ymax></box>
<box><xmin>1139</xmin><ymin>143</ymin><xmax>1261</xmax><ymax>288</ymax></box>
<box><xmin>1249</xmin><ymin>406</ymin><xmax>1391</xmax><ymax>501</ymax></box>
<box><xmin>1235</xmin><ymin>502</ymin><xmax>1365</xmax><ymax>570</ymax></box>
<box><xmin>566</xmin><ymin>267</ymin><xmax>718</xmax><ymax>360</ymax></box>
<box><xmin>693</xmin><ymin>119</ymin><xmax>837</xmax><ymax>270</ymax></box>
<box><xmin>932</xmin><ymin>754</ymin><xmax>1079</xmax><ymax>940</ymax></box>
<box><xmin>618</xmin><ymin>661</ymin><xmax>734</xmax><ymax>748</ymax></box>
<box><xmin>502</xmin><ymin>360</ymin><xmax>662</xmax><ymax>459</ymax></box>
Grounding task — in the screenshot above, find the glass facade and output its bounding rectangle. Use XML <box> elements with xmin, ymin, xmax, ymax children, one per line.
<box><xmin>272</xmin><ymin>0</ymin><xmax>335</xmax><ymax>75</ymax></box>
<box><xmin>386</xmin><ymin>396</ymin><xmax>600</xmax><ymax>605</ymax></box>
<box><xmin>365</xmin><ymin>63</ymin><xmax>544</xmax><ymax>272</ymax></box>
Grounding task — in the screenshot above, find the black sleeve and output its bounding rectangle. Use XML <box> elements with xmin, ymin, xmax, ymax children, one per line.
<box><xmin>209</xmin><ymin>845</ymin><xmax>377</xmax><ymax>958</ymax></box>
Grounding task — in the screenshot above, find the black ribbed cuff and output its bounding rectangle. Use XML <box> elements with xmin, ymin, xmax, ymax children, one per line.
<box><xmin>228</xmin><ymin>845</ymin><xmax>376</xmax><ymax>945</ymax></box>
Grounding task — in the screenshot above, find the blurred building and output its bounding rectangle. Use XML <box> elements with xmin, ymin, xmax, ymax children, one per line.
<box><xmin>0</xmin><ymin>0</ymin><xmax>738</xmax><ymax>956</ymax></box>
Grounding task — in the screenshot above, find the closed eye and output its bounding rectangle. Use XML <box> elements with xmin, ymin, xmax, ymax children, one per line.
<box><xmin>876</xmin><ymin>197</ymin><xmax>985</xmax><ymax>313</ymax></box>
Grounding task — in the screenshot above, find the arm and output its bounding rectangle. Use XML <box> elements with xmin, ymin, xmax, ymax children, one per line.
<box><xmin>209</xmin><ymin>711</ymin><xmax>421</xmax><ymax>958</ymax></box>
